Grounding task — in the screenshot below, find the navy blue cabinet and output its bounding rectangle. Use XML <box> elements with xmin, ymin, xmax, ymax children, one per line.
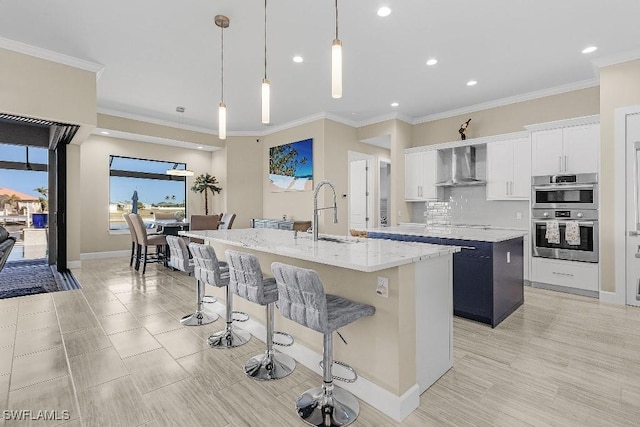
<box><xmin>368</xmin><ymin>232</ymin><xmax>524</xmax><ymax>327</ymax></box>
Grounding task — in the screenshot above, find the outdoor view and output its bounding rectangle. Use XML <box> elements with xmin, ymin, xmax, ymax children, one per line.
<box><xmin>0</xmin><ymin>143</ymin><xmax>49</xmax><ymax>262</ymax></box>
<box><xmin>109</xmin><ymin>156</ymin><xmax>187</xmax><ymax>230</ymax></box>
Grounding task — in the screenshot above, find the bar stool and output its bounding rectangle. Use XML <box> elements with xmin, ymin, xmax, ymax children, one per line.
<box><xmin>225</xmin><ymin>250</ymin><xmax>296</xmax><ymax>381</ymax></box>
<box><xmin>188</xmin><ymin>243</ymin><xmax>251</xmax><ymax>347</ymax></box>
<box><xmin>166</xmin><ymin>236</ymin><xmax>216</xmax><ymax>326</ymax></box>
<box><xmin>130</xmin><ymin>213</ymin><xmax>167</xmax><ymax>274</ymax></box>
<box><xmin>271</xmin><ymin>262</ymin><xmax>375</xmax><ymax>427</ymax></box>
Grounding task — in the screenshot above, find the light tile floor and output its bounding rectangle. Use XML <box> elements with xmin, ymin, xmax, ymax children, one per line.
<box><xmin>0</xmin><ymin>257</ymin><xmax>639</xmax><ymax>426</ymax></box>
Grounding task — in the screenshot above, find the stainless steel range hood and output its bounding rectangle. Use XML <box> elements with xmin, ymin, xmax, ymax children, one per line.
<box><xmin>435</xmin><ymin>145</ymin><xmax>486</xmax><ymax>187</ymax></box>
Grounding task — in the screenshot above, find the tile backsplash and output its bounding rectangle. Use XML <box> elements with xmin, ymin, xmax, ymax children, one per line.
<box><xmin>410</xmin><ymin>185</ymin><xmax>529</xmax><ymax>229</ymax></box>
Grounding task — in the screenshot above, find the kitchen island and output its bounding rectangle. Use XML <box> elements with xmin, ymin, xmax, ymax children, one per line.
<box><xmin>180</xmin><ymin>228</ymin><xmax>459</xmax><ymax>421</ymax></box>
<box><xmin>367</xmin><ymin>225</ymin><xmax>527</xmax><ymax>328</ymax></box>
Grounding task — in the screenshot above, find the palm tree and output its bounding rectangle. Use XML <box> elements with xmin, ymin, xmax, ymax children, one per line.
<box><xmin>34</xmin><ymin>187</ymin><xmax>48</xmax><ymax>211</ymax></box>
<box><xmin>191</xmin><ymin>173</ymin><xmax>222</xmax><ymax>215</ymax></box>
<box><xmin>4</xmin><ymin>194</ymin><xmax>21</xmax><ymax>213</ymax></box>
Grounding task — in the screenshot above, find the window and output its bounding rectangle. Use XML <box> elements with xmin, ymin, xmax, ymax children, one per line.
<box><xmin>109</xmin><ymin>156</ymin><xmax>187</xmax><ymax>230</ymax></box>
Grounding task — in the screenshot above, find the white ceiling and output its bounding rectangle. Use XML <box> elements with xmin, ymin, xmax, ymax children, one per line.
<box><xmin>1</xmin><ymin>0</ymin><xmax>639</xmax><ymax>135</ymax></box>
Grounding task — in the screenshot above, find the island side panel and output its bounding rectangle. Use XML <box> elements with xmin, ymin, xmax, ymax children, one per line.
<box><xmin>492</xmin><ymin>237</ymin><xmax>524</xmax><ymax>327</ymax></box>
<box><xmin>413</xmin><ymin>254</ymin><xmax>454</xmax><ymax>393</ymax></box>
<box><xmin>207</xmin><ymin>240</ymin><xmax>407</xmax><ymax>396</ymax></box>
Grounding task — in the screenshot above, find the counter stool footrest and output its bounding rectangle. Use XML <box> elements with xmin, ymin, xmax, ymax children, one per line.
<box><xmin>273</xmin><ymin>331</ymin><xmax>294</xmax><ymax>347</ymax></box>
<box><xmin>202</xmin><ymin>295</ymin><xmax>217</xmax><ymax>304</ymax></box>
<box><xmin>232</xmin><ymin>310</ymin><xmax>249</xmax><ymax>322</ymax></box>
<box><xmin>319</xmin><ymin>360</ymin><xmax>358</xmax><ymax>383</ymax></box>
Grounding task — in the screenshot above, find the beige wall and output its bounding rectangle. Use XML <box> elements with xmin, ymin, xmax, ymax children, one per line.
<box><xmin>223</xmin><ymin>136</ymin><xmax>263</xmax><ymax>229</ymax></box>
<box><xmin>79</xmin><ymin>135</ymin><xmax>214</xmax><ymax>254</ymax></box>
<box><xmin>67</xmin><ymin>145</ymin><xmax>82</xmax><ymax>263</ymax></box>
<box><xmin>599</xmin><ymin>59</ymin><xmax>640</xmax><ymax>293</ymax></box>
<box><xmin>98</xmin><ymin>114</ymin><xmax>224</xmax><ymax>150</ymax></box>
<box><xmin>0</xmin><ymin>48</ymin><xmax>96</xmax><ymax>130</ymax></box>
<box><xmin>412</xmin><ymin>86</ymin><xmax>600</xmax><ymax>146</ymax></box>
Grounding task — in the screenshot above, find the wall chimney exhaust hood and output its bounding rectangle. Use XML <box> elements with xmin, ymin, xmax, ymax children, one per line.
<box><xmin>435</xmin><ymin>145</ymin><xmax>486</xmax><ymax>187</ymax></box>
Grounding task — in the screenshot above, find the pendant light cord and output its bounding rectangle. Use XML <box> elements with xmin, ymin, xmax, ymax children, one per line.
<box><xmin>221</xmin><ymin>23</ymin><xmax>224</xmax><ymax>103</ymax></box>
<box><xmin>335</xmin><ymin>0</ymin><xmax>339</xmax><ymax>39</ymax></box>
<box><xmin>264</xmin><ymin>0</ymin><xmax>268</xmax><ymax>80</ymax></box>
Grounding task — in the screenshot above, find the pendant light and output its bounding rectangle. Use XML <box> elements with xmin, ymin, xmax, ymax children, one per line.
<box><xmin>166</xmin><ymin>106</ymin><xmax>194</xmax><ymax>176</ymax></box>
<box><xmin>262</xmin><ymin>0</ymin><xmax>270</xmax><ymax>124</ymax></box>
<box><xmin>331</xmin><ymin>0</ymin><xmax>342</xmax><ymax>99</ymax></box>
<box><xmin>215</xmin><ymin>15</ymin><xmax>230</xmax><ymax>140</ymax></box>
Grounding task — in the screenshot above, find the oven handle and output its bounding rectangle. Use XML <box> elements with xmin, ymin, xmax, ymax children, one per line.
<box><xmin>532</xmin><ymin>220</ymin><xmax>596</xmax><ymax>226</ymax></box>
<box><xmin>533</xmin><ymin>184</ymin><xmax>595</xmax><ymax>191</ymax></box>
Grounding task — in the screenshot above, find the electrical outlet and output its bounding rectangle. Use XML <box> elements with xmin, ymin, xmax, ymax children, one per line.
<box><xmin>376</xmin><ymin>276</ymin><xmax>389</xmax><ymax>298</ymax></box>
<box><xmin>516</xmin><ymin>212</ymin><xmax>522</xmax><ymax>220</ymax></box>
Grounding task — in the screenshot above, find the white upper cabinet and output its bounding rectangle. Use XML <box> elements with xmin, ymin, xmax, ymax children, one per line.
<box><xmin>531</xmin><ymin>124</ymin><xmax>599</xmax><ymax>175</ymax></box>
<box><xmin>405</xmin><ymin>150</ymin><xmax>437</xmax><ymax>201</ymax></box>
<box><xmin>486</xmin><ymin>137</ymin><xmax>531</xmax><ymax>200</ymax></box>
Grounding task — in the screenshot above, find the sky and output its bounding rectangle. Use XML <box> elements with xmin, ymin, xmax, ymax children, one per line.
<box><xmin>0</xmin><ymin>144</ymin><xmax>48</xmax><ymax>198</ymax></box>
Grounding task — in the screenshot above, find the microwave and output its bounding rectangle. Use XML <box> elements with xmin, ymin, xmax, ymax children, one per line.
<box><xmin>532</xmin><ymin>173</ymin><xmax>598</xmax><ymax>210</ymax></box>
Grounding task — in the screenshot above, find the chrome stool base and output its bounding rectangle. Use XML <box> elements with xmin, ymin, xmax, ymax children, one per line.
<box><xmin>180</xmin><ymin>311</ymin><xmax>217</xmax><ymax>326</ymax></box>
<box><xmin>296</xmin><ymin>385</ymin><xmax>359</xmax><ymax>427</ymax></box>
<box><xmin>244</xmin><ymin>351</ymin><xmax>296</xmax><ymax>381</ymax></box>
<box><xmin>208</xmin><ymin>326</ymin><xmax>250</xmax><ymax>348</ymax></box>
<box><xmin>202</xmin><ymin>295</ymin><xmax>217</xmax><ymax>304</ymax></box>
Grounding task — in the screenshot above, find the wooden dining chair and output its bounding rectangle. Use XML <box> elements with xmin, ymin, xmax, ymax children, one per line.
<box><xmin>189</xmin><ymin>214</ymin><xmax>221</xmax><ymax>244</ymax></box>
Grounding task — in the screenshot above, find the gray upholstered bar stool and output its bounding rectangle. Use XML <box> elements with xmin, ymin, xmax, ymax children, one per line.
<box><xmin>166</xmin><ymin>236</ymin><xmax>217</xmax><ymax>326</ymax></box>
<box><xmin>189</xmin><ymin>243</ymin><xmax>251</xmax><ymax>348</ymax></box>
<box><xmin>271</xmin><ymin>262</ymin><xmax>375</xmax><ymax>427</ymax></box>
<box><xmin>225</xmin><ymin>250</ymin><xmax>296</xmax><ymax>380</ymax></box>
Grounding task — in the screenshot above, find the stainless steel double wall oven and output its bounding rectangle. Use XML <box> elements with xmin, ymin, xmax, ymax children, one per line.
<box><xmin>531</xmin><ymin>173</ymin><xmax>598</xmax><ymax>263</ymax></box>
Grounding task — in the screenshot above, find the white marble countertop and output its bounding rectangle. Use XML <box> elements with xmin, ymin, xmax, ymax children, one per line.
<box><xmin>179</xmin><ymin>228</ymin><xmax>459</xmax><ymax>272</ymax></box>
<box><xmin>368</xmin><ymin>225</ymin><xmax>527</xmax><ymax>243</ymax></box>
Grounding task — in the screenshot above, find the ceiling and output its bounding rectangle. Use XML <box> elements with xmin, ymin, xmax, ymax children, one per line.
<box><xmin>1</xmin><ymin>1</ymin><xmax>639</xmax><ymax>135</ymax></box>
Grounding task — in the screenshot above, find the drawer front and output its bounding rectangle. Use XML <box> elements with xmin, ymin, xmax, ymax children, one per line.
<box><xmin>531</xmin><ymin>258</ymin><xmax>598</xmax><ymax>291</ymax></box>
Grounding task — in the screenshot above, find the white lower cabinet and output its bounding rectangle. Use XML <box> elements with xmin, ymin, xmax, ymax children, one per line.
<box><xmin>531</xmin><ymin>257</ymin><xmax>599</xmax><ymax>292</ymax></box>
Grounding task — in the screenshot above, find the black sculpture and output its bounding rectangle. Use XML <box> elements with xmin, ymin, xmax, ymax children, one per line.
<box><xmin>459</xmin><ymin>118</ymin><xmax>471</xmax><ymax>140</ymax></box>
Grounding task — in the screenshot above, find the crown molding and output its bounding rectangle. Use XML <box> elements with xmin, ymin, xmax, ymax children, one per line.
<box><xmin>91</xmin><ymin>128</ymin><xmax>221</xmax><ymax>152</ymax></box>
<box><xmin>0</xmin><ymin>36</ymin><xmax>104</xmax><ymax>79</ymax></box>
<box><xmin>413</xmin><ymin>78</ymin><xmax>600</xmax><ymax>125</ymax></box>
<box><xmin>260</xmin><ymin>112</ymin><xmax>329</xmax><ymax>136</ymax></box>
<box><xmin>524</xmin><ymin>114</ymin><xmax>600</xmax><ymax>132</ymax></box>
<box><xmin>592</xmin><ymin>47</ymin><xmax>640</xmax><ymax>69</ymax></box>
<box><xmin>355</xmin><ymin>112</ymin><xmax>414</xmax><ymax>128</ymax></box>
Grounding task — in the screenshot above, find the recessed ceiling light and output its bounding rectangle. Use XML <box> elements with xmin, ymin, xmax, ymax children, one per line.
<box><xmin>426</xmin><ymin>58</ymin><xmax>438</xmax><ymax>66</ymax></box>
<box><xmin>197</xmin><ymin>146</ymin><xmax>203</xmax><ymax>150</ymax></box>
<box><xmin>466</xmin><ymin>80</ymin><xmax>478</xmax><ymax>86</ymax></box>
<box><xmin>293</xmin><ymin>56</ymin><xmax>303</xmax><ymax>63</ymax></box>
<box><xmin>377</xmin><ymin>7</ymin><xmax>391</xmax><ymax>17</ymax></box>
<box><xmin>100</xmin><ymin>131</ymin><xmax>109</xmax><ymax>135</ymax></box>
<box><xmin>391</xmin><ymin>102</ymin><xmax>399</xmax><ymax>107</ymax></box>
<box><xmin>582</xmin><ymin>46</ymin><xmax>598</xmax><ymax>54</ymax></box>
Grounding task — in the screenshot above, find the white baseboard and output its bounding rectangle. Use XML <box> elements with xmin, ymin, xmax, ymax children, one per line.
<box><xmin>599</xmin><ymin>289</ymin><xmax>626</xmax><ymax>305</ymax></box>
<box><xmin>67</xmin><ymin>260</ymin><xmax>81</xmax><ymax>269</ymax></box>
<box><xmin>202</xmin><ymin>302</ymin><xmax>419</xmax><ymax>422</ymax></box>
<box><xmin>80</xmin><ymin>250</ymin><xmax>129</xmax><ymax>260</ymax></box>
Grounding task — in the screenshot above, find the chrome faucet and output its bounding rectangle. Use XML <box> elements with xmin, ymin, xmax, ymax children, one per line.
<box><xmin>313</xmin><ymin>180</ymin><xmax>338</xmax><ymax>241</ymax></box>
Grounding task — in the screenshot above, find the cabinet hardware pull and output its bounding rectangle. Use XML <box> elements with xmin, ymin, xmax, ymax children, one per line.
<box><xmin>559</xmin><ymin>156</ymin><xmax>562</xmax><ymax>172</ymax></box>
<box><xmin>637</xmin><ymin>279</ymin><xmax>640</xmax><ymax>301</ymax></box>
<box><xmin>552</xmin><ymin>271</ymin><xmax>574</xmax><ymax>277</ymax></box>
<box><xmin>506</xmin><ymin>182</ymin><xmax>509</xmax><ymax>195</ymax></box>
<box><xmin>460</xmin><ymin>246</ymin><xmax>477</xmax><ymax>250</ymax></box>
<box><xmin>564</xmin><ymin>155</ymin><xmax>568</xmax><ymax>172</ymax></box>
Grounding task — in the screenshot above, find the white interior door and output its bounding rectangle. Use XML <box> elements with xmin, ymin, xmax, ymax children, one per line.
<box><xmin>626</xmin><ymin>113</ymin><xmax>640</xmax><ymax>306</ymax></box>
<box><xmin>349</xmin><ymin>159</ymin><xmax>368</xmax><ymax>231</ymax></box>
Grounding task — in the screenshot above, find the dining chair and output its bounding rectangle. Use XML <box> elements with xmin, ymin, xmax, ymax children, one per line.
<box><xmin>218</xmin><ymin>213</ymin><xmax>236</xmax><ymax>230</ymax></box>
<box><xmin>189</xmin><ymin>214</ymin><xmax>221</xmax><ymax>244</ymax></box>
<box><xmin>123</xmin><ymin>213</ymin><xmax>139</xmax><ymax>267</ymax></box>
<box><xmin>130</xmin><ymin>213</ymin><xmax>167</xmax><ymax>274</ymax></box>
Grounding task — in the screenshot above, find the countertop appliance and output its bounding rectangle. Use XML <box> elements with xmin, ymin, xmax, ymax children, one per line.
<box><xmin>531</xmin><ymin>208</ymin><xmax>598</xmax><ymax>263</ymax></box>
<box><xmin>532</xmin><ymin>173</ymin><xmax>598</xmax><ymax>210</ymax></box>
